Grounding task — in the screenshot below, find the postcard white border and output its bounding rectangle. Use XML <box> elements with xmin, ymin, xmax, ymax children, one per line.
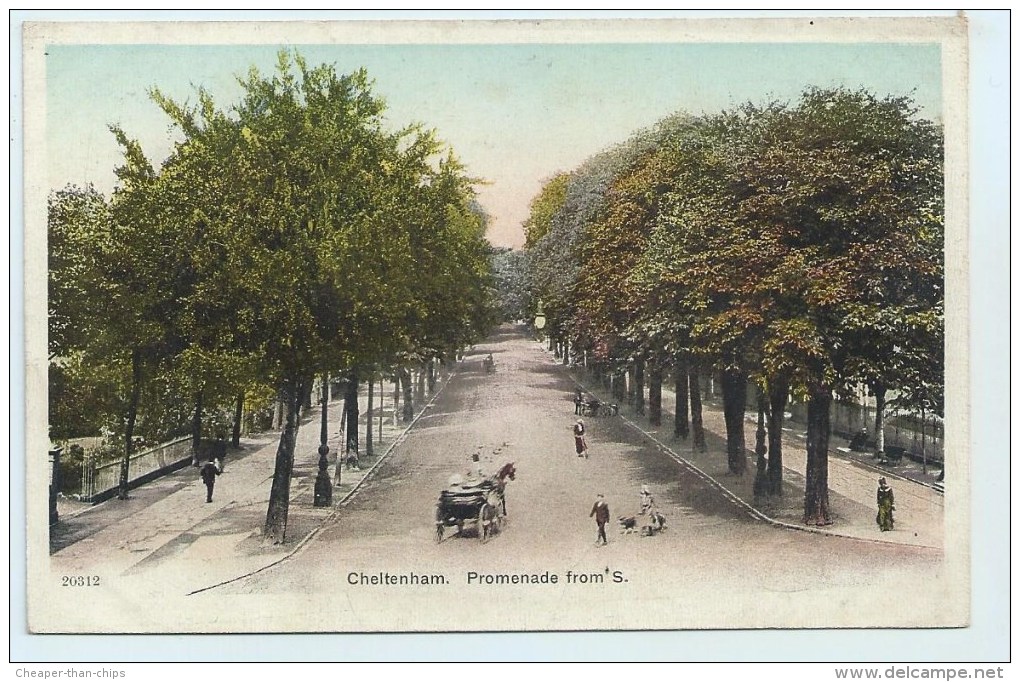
<box><xmin>10</xmin><ymin>8</ymin><xmax>1009</xmax><ymax>662</ymax></box>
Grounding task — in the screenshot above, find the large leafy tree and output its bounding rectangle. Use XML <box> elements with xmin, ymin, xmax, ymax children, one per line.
<box><xmin>635</xmin><ymin>113</ymin><xmax>749</xmax><ymax>467</ymax></box>
<box><xmin>734</xmin><ymin>88</ymin><xmax>944</xmax><ymax>524</ymax></box>
<box><xmin>48</xmin><ymin>186</ymin><xmax>118</xmax><ymax>442</ymax></box>
<box><xmin>128</xmin><ymin>52</ymin><xmax>491</xmax><ymax>543</ymax></box>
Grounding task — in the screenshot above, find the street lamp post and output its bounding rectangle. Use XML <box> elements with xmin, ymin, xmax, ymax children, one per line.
<box><xmin>314</xmin><ymin>374</ymin><xmax>332</xmax><ymax>507</ymax></box>
<box><xmin>534</xmin><ymin>299</ymin><xmax>546</xmax><ymax>340</ymax></box>
<box><xmin>49</xmin><ymin>446</ymin><xmax>62</xmax><ymax>525</ymax></box>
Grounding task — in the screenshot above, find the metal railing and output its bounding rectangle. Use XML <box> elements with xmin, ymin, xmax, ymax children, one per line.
<box><xmin>80</xmin><ymin>436</ymin><xmax>193</xmax><ymax>502</ymax></box>
<box><xmin>785</xmin><ymin>400</ymin><xmax>943</xmax><ymax>464</ymax></box>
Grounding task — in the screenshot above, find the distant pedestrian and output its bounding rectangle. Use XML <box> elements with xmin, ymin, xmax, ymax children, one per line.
<box><xmin>214</xmin><ymin>436</ymin><xmax>227</xmax><ymax>473</ymax></box>
<box><xmin>573</xmin><ymin>419</ymin><xmax>588</xmax><ymax>458</ymax></box>
<box><xmin>640</xmin><ymin>484</ymin><xmax>655</xmax><ymax>514</ymax></box>
<box><xmin>876</xmin><ymin>477</ymin><xmax>895</xmax><ymax>531</ymax></box>
<box><xmin>639</xmin><ymin>484</ymin><xmax>662</xmax><ymax>534</ymax></box>
<box><xmin>590</xmin><ymin>494</ymin><xmax>610</xmax><ymax>546</ymax></box>
<box><xmin>574</xmin><ymin>389</ymin><xmax>584</xmax><ymax>415</ymax></box>
<box><xmin>200</xmin><ymin>460</ymin><xmax>220</xmax><ymax>503</ymax></box>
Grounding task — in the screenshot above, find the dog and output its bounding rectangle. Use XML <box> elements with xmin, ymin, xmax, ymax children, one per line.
<box><xmin>641</xmin><ymin>512</ymin><xmax>668</xmax><ymax>535</ymax></box>
<box><xmin>618</xmin><ymin>516</ymin><xmax>638</xmax><ymax>534</ymax></box>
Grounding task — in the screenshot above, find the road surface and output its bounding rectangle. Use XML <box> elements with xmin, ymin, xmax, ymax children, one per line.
<box><xmin>215</xmin><ymin>326</ymin><xmax>952</xmax><ymax>631</ymax></box>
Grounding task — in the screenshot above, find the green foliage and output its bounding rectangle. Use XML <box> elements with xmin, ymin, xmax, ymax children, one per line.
<box><xmin>522</xmin><ymin>173</ymin><xmax>570</xmax><ymax>248</ymax></box>
<box><xmin>47</xmin><ymin>51</ymin><xmax>494</xmax><ymax>483</ymax></box>
<box><xmin>47</xmin><ymin>185</ymin><xmax>111</xmax><ymax>360</ymax></box>
<box><xmin>489</xmin><ymin>247</ymin><xmax>530</xmax><ymax>322</ymax></box>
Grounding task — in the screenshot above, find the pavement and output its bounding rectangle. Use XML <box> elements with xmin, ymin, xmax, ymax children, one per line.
<box><xmin>566</xmin><ymin>359</ymin><xmax>944</xmax><ymax>550</ymax></box>
<box><xmin>48</xmin><ymin>370</ymin><xmax>456</xmax><ymax>598</ymax></box>
<box><xmin>47</xmin><ymin>337</ymin><xmax>944</xmax><ymax>602</ymax></box>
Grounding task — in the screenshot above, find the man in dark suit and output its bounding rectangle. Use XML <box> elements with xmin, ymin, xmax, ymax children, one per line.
<box><xmin>590</xmin><ymin>493</ymin><xmax>610</xmax><ymax>546</ymax></box>
<box><xmin>200</xmin><ymin>460</ymin><xmax>220</xmax><ymax>503</ymax></box>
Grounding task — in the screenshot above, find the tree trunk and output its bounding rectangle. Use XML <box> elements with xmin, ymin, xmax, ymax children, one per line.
<box><xmin>273</xmin><ymin>395</ymin><xmax>283</xmax><ymax>429</ymax></box>
<box><xmin>414</xmin><ymin>366</ymin><xmax>425</xmax><ymax>403</ymax></box>
<box><xmin>626</xmin><ymin>365</ymin><xmax>636</xmax><ymax>406</ymax></box>
<box><xmin>345</xmin><ymin>371</ymin><xmax>360</xmax><ymax>455</ymax></box>
<box><xmin>613</xmin><ymin>370</ymin><xmax>627</xmax><ymax>403</ymax></box>
<box><xmin>264</xmin><ymin>378</ymin><xmax>301</xmax><ymax>544</ymax></box>
<box><xmin>674</xmin><ymin>357</ymin><xmax>690</xmax><ymax>440</ymax></box>
<box><xmin>427</xmin><ymin>360</ymin><xmax>436</xmax><ymax>394</ymax></box>
<box><xmin>767</xmin><ymin>378</ymin><xmax>789</xmax><ymax>497</ymax></box>
<box><xmin>562</xmin><ymin>339</ymin><xmax>569</xmax><ymax>366</ymax></box>
<box><xmin>393</xmin><ymin>377</ymin><xmax>401</xmax><ymax>422</ymax></box>
<box><xmin>720</xmin><ymin>368</ymin><xmax>748</xmax><ymax>475</ymax></box>
<box><xmin>634</xmin><ymin>358</ymin><xmax>645</xmax><ymax>416</ymax></box>
<box><xmin>231</xmin><ymin>393</ymin><xmax>244</xmax><ymax>449</ymax></box>
<box><xmin>920</xmin><ymin>406</ymin><xmax>927</xmax><ymax>475</ymax></box>
<box><xmin>302</xmin><ymin>381</ymin><xmax>313</xmax><ymax>411</ymax></box>
<box><xmin>400</xmin><ymin>367</ymin><xmax>414</xmax><ymax>422</ymax></box>
<box><xmin>117</xmin><ymin>348</ymin><xmax>142</xmax><ymax>500</ymax></box>
<box><xmin>648</xmin><ymin>362</ymin><xmax>662</xmax><ymax>426</ymax></box>
<box><xmin>689</xmin><ymin>367</ymin><xmax>706</xmax><ymax>451</ymax></box>
<box><xmin>803</xmin><ymin>384</ymin><xmax>833</xmax><ymax>526</ymax></box>
<box><xmin>366</xmin><ymin>374</ymin><xmax>374</xmax><ymax>457</ymax></box>
<box><xmin>190</xmin><ymin>389</ymin><xmax>205</xmax><ymax>464</ymax></box>
<box><xmin>874</xmin><ymin>383</ymin><xmax>887</xmax><ymax>455</ymax></box>
<box><xmin>753</xmin><ymin>386</ymin><xmax>769</xmax><ymax>501</ymax></box>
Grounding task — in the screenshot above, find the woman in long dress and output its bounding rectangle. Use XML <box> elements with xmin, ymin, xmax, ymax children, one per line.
<box><xmin>573</xmin><ymin>419</ymin><xmax>588</xmax><ymax>458</ymax></box>
<box><xmin>876</xmin><ymin>477</ymin><xmax>895</xmax><ymax>531</ymax></box>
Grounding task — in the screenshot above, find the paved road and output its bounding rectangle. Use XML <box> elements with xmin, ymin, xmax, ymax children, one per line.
<box><xmin>217</xmin><ymin>326</ymin><xmax>956</xmax><ymax>632</ymax></box>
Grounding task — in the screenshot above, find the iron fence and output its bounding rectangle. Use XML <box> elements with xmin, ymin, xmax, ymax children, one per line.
<box><xmin>80</xmin><ymin>436</ymin><xmax>193</xmax><ymax>502</ymax></box>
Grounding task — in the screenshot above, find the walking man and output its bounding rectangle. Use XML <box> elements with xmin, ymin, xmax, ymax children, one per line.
<box><xmin>200</xmin><ymin>459</ymin><xmax>220</xmax><ymax>503</ymax></box>
<box><xmin>590</xmin><ymin>494</ymin><xmax>610</xmax><ymax>546</ymax></box>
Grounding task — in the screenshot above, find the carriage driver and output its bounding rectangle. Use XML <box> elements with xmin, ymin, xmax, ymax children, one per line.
<box><xmin>467</xmin><ymin>453</ymin><xmax>486</xmax><ymax>482</ymax></box>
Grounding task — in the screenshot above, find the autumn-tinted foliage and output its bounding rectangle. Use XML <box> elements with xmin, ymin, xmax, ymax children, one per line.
<box><xmin>524</xmin><ymin>88</ymin><xmax>943</xmax><ymax>525</ymax></box>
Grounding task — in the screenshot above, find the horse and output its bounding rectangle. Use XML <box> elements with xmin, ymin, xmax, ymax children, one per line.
<box><xmin>490</xmin><ymin>462</ymin><xmax>516</xmax><ymax>516</ymax></box>
<box><xmin>494</xmin><ymin>461</ymin><xmax>516</xmax><ymax>484</ymax></box>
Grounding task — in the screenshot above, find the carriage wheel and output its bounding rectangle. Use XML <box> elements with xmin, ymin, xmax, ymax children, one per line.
<box><xmin>478</xmin><ymin>504</ymin><xmax>490</xmax><ymax>543</ymax></box>
<box><xmin>435</xmin><ymin>523</ymin><xmax>444</xmax><ymax>543</ymax></box>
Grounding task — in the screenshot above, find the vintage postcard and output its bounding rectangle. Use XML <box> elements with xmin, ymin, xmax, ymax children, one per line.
<box><xmin>24</xmin><ymin>15</ymin><xmax>970</xmax><ymax>636</ymax></box>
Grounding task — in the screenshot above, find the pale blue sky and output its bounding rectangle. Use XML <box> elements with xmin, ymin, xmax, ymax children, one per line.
<box><xmin>47</xmin><ymin>42</ymin><xmax>942</xmax><ymax>247</ymax></box>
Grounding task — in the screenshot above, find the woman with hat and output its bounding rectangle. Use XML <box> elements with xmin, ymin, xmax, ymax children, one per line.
<box><xmin>573</xmin><ymin>419</ymin><xmax>588</xmax><ymax>458</ymax></box>
<box><xmin>639</xmin><ymin>485</ymin><xmax>661</xmax><ymax>534</ymax></box>
<box><xmin>876</xmin><ymin>477</ymin><xmax>895</xmax><ymax>531</ymax></box>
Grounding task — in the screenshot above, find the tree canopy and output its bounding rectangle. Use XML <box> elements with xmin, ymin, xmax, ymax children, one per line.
<box><xmin>524</xmin><ymin>87</ymin><xmax>944</xmax><ymax>524</ymax></box>
<box><xmin>48</xmin><ymin>51</ymin><xmax>496</xmax><ymax>540</ymax></box>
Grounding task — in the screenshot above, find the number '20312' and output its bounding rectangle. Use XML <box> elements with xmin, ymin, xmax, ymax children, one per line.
<box><xmin>61</xmin><ymin>575</ymin><xmax>100</xmax><ymax>587</ymax></box>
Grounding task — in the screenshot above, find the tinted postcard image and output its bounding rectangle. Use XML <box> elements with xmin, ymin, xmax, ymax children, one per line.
<box><xmin>26</xmin><ymin>17</ymin><xmax>967</xmax><ymax>633</ymax></box>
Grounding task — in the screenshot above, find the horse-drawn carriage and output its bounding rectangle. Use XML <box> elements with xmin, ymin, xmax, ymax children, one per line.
<box><xmin>435</xmin><ymin>462</ymin><xmax>515</xmax><ymax>543</ymax></box>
